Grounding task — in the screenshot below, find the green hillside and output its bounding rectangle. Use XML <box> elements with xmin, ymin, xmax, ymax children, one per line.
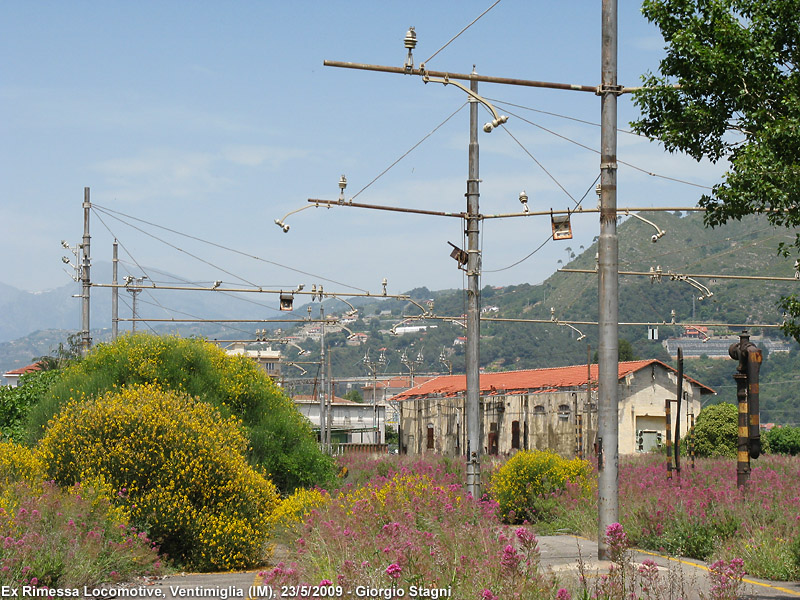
<box><xmin>4</xmin><ymin>213</ymin><xmax>798</xmax><ymax>425</ymax></box>
<box><xmin>276</xmin><ymin>212</ymin><xmax>800</xmax><ymax>425</ymax></box>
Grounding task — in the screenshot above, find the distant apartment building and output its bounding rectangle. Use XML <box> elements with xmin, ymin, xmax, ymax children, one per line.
<box><xmin>224</xmin><ymin>343</ymin><xmax>281</xmax><ymax>379</ymax></box>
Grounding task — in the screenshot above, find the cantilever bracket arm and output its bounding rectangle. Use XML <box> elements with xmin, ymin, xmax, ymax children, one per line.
<box><xmin>421</xmin><ymin>74</ymin><xmax>508</xmax><ymax>131</ymax></box>
<box><xmin>625</xmin><ymin>209</ymin><xmax>666</xmax><ymax>241</ymax></box>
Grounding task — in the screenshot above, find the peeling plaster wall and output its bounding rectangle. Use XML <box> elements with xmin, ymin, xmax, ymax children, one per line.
<box><xmin>398</xmin><ymin>364</ymin><xmax>705</xmax><ymax>458</ymax></box>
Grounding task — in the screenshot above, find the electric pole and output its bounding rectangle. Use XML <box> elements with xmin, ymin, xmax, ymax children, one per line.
<box><xmin>465</xmin><ymin>74</ymin><xmax>482</xmax><ymax>500</ymax></box>
<box><xmin>112</xmin><ymin>240</ymin><xmax>119</xmax><ymax>340</ymax></box>
<box><xmin>319</xmin><ymin>305</ymin><xmax>328</xmax><ymax>453</ymax></box>
<box><xmin>597</xmin><ymin>0</ymin><xmax>620</xmax><ymax>559</ymax></box>
<box><xmin>323</xmin><ymin>10</ymin><xmax>624</xmax><ymax>555</ymax></box>
<box><xmin>81</xmin><ymin>187</ymin><xmax>92</xmax><ymax>356</ymax></box>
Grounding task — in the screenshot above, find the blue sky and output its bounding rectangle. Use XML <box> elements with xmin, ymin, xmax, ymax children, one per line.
<box><xmin>1</xmin><ymin>1</ymin><xmax>724</xmax><ymax>304</ymax></box>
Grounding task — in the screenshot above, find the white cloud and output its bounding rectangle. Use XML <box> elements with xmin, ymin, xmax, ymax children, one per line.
<box><xmin>220</xmin><ymin>144</ymin><xmax>308</xmax><ymax>168</ymax></box>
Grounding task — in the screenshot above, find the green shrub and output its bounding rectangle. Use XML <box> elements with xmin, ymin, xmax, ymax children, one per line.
<box><xmin>27</xmin><ymin>333</ymin><xmax>334</xmax><ymax>492</ymax></box>
<box><xmin>489</xmin><ymin>450</ymin><xmax>593</xmax><ymax>523</ymax></box>
<box><xmin>0</xmin><ymin>369</ymin><xmax>61</xmax><ymax>443</ymax></box>
<box><xmin>791</xmin><ymin>534</ymin><xmax>800</xmax><ymax>569</ymax></box>
<box><xmin>765</xmin><ymin>426</ymin><xmax>800</xmax><ymax>455</ymax></box>
<box><xmin>694</xmin><ymin>402</ymin><xmax>738</xmax><ymax>458</ymax></box>
<box><xmin>38</xmin><ymin>383</ymin><xmax>280</xmax><ymax>571</ymax></box>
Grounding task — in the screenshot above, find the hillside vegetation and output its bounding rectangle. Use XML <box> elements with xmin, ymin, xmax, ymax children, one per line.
<box><xmin>276</xmin><ymin>212</ymin><xmax>799</xmax><ymax>424</ymax></box>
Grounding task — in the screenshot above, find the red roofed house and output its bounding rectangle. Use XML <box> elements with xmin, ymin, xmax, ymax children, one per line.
<box><xmin>2</xmin><ymin>362</ymin><xmax>43</xmax><ymax>387</ymax></box>
<box><xmin>391</xmin><ymin>359</ymin><xmax>715</xmax><ymax>458</ymax></box>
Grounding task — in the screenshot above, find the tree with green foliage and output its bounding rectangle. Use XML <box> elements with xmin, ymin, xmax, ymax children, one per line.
<box><xmin>694</xmin><ymin>402</ymin><xmax>738</xmax><ymax>457</ymax></box>
<box><xmin>592</xmin><ymin>338</ymin><xmax>638</xmax><ymax>363</ymax></box>
<box><xmin>765</xmin><ymin>426</ymin><xmax>800</xmax><ymax>455</ymax></box>
<box><xmin>344</xmin><ymin>388</ymin><xmax>363</xmax><ymax>403</ymax></box>
<box><xmin>26</xmin><ymin>334</ymin><xmax>334</xmax><ymax>492</ymax></box>
<box><xmin>632</xmin><ymin>0</ymin><xmax>800</xmax><ymax>339</ymax></box>
<box><xmin>0</xmin><ymin>369</ymin><xmax>61</xmax><ymax>442</ymax></box>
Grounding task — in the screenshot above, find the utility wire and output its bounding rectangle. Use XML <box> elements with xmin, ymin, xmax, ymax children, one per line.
<box><xmin>500</xmin><ymin>107</ymin><xmax>713</xmax><ymax>190</ymax></box>
<box><xmin>421</xmin><ymin>0</ymin><xmax>502</xmax><ymax>67</ymax></box>
<box><xmin>488</xmin><ymin>97</ymin><xmax>639</xmax><ymax>135</ymax></box>
<box><xmin>116</xmin><ymin>259</ymin><xmax>284</xmax><ymax>314</ymax></box>
<box><xmin>484</xmin><ymin>174</ymin><xmax>600</xmax><ymax>273</ymax></box>
<box><xmin>500</xmin><ymin>123</ymin><xmax>580</xmax><ymax>206</ymax></box>
<box><xmin>350</xmin><ymin>103</ymin><xmax>466</xmax><ymax>201</ymax></box>
<box><xmin>94</xmin><ymin>206</ymin><xmax>262</xmax><ymax>288</ymax></box>
<box><xmin>618</xmin><ymin>224</ymin><xmax>780</xmax><ymax>267</ymax></box>
<box><xmin>93</xmin><ymin>209</ymin><xmax>169</xmax><ymax>331</ymax></box>
<box><xmin>98</xmin><ymin>208</ymin><xmax>282</xmax><ymax>337</ymax></box>
<box><xmin>92</xmin><ymin>204</ymin><xmax>369</xmax><ymax>293</ymax></box>
<box><xmin>131</xmin><ymin>296</ymin><xmax>261</xmax><ymax>339</ymax></box>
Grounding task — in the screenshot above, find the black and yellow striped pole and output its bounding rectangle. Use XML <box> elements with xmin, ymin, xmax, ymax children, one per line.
<box><xmin>665</xmin><ymin>398</ymin><xmax>673</xmax><ymax>479</ymax></box>
<box><xmin>730</xmin><ymin>331</ymin><xmax>763</xmax><ymax>489</ymax></box>
<box><xmin>734</xmin><ymin>372</ymin><xmax>750</xmax><ymax>488</ymax></box>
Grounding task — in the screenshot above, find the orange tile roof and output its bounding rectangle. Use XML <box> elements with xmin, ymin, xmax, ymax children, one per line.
<box><xmin>3</xmin><ymin>362</ymin><xmax>43</xmax><ymax>376</ymax></box>
<box><xmin>391</xmin><ymin>359</ymin><xmax>714</xmax><ymax>401</ymax></box>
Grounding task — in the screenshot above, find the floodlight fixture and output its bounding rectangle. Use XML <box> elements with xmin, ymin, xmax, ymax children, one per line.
<box><xmin>448</xmin><ymin>241</ymin><xmax>468</xmax><ymax>268</ymax></box>
<box><xmin>279</xmin><ymin>292</ymin><xmax>294</xmax><ymax>311</ymax></box>
<box><xmin>551</xmin><ymin>210</ymin><xmax>573</xmax><ymax>240</ymax></box>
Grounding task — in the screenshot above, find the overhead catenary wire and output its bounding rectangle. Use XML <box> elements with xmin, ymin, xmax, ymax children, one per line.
<box><xmin>92</xmin><ymin>204</ymin><xmax>369</xmax><ymax>293</ymax></box>
<box><xmin>96</xmin><ymin>209</ymin><xmax>289</xmax><ymax>337</ymax></box>
<box><xmin>94</xmin><ymin>206</ymin><xmax>264</xmax><ymax>289</ymax></box>
<box><xmin>420</xmin><ymin>0</ymin><xmax>503</xmax><ymax>67</ymax></box>
<box><xmin>115</xmin><ymin>259</ymin><xmax>286</xmax><ymax>314</ymax></box>
<box><xmin>499</xmin><ymin>123</ymin><xmax>581</xmax><ymax>206</ymax></box>
<box><xmin>93</xmin><ymin>209</ymin><xmax>171</xmax><ymax>330</ymax></box>
<box><xmin>349</xmin><ymin>103</ymin><xmax>467</xmax><ymax>202</ymax></box>
<box><xmin>484</xmin><ymin>174</ymin><xmax>600</xmax><ymax>273</ymax></box>
<box><xmin>99</xmin><ymin>205</ymin><xmax>285</xmax><ymax>337</ymax></box>
<box><xmin>498</xmin><ymin>106</ymin><xmax>713</xmax><ymax>190</ymax></box>
<box><xmin>486</xmin><ymin>97</ymin><xmax>640</xmax><ymax>135</ymax></box>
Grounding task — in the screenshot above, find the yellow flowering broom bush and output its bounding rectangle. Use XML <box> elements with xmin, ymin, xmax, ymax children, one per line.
<box><xmin>489</xmin><ymin>449</ymin><xmax>593</xmax><ymax>523</ymax></box>
<box><xmin>26</xmin><ymin>333</ymin><xmax>334</xmax><ymax>492</ymax></box>
<box><xmin>267</xmin><ymin>487</ymin><xmax>330</xmax><ymax>536</ymax></box>
<box><xmin>0</xmin><ymin>440</ymin><xmax>44</xmax><ymax>487</ymax></box>
<box><xmin>37</xmin><ymin>383</ymin><xmax>280</xmax><ymax>571</ymax></box>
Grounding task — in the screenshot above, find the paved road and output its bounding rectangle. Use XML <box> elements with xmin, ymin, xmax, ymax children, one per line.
<box><xmin>536</xmin><ymin>535</ymin><xmax>800</xmax><ymax>600</ymax></box>
<box><xmin>88</xmin><ymin>536</ymin><xmax>800</xmax><ymax>600</ymax></box>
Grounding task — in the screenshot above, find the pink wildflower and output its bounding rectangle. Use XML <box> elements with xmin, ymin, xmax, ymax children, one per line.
<box><xmin>386</xmin><ymin>563</ymin><xmax>402</xmax><ymax>579</ymax></box>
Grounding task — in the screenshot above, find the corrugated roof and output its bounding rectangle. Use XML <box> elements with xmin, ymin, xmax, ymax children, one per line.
<box><xmin>390</xmin><ymin>359</ymin><xmax>715</xmax><ymax>401</ymax></box>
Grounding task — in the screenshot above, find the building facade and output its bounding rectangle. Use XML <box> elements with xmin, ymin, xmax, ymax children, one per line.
<box><xmin>391</xmin><ymin>360</ymin><xmax>714</xmax><ymax>458</ymax></box>
<box><xmin>293</xmin><ymin>395</ymin><xmax>386</xmax><ymax>446</ymax></box>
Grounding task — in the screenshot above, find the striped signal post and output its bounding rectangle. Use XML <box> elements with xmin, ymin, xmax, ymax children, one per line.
<box><xmin>735</xmin><ymin>372</ymin><xmax>750</xmax><ymax>488</ymax></box>
<box><xmin>665</xmin><ymin>398</ymin><xmax>673</xmax><ymax>479</ymax></box>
